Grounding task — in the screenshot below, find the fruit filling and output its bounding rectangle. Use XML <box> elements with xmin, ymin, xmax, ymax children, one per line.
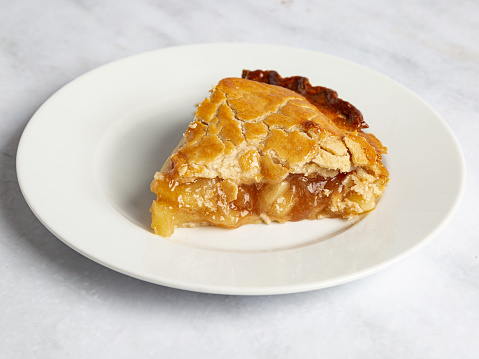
<box><xmin>151</xmin><ymin>171</ymin><xmax>380</xmax><ymax>237</ymax></box>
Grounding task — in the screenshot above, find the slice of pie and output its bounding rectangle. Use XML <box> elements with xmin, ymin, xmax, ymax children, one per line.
<box><xmin>150</xmin><ymin>71</ymin><xmax>389</xmax><ymax>236</ymax></box>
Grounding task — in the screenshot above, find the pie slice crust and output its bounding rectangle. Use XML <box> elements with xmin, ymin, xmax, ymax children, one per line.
<box><xmin>150</xmin><ymin>72</ymin><xmax>389</xmax><ymax>236</ymax></box>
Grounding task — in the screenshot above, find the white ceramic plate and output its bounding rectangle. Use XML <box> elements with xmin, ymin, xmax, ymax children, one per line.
<box><xmin>17</xmin><ymin>44</ymin><xmax>465</xmax><ymax>295</ymax></box>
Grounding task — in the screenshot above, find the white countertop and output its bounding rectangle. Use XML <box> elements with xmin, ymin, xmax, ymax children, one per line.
<box><xmin>1</xmin><ymin>0</ymin><xmax>478</xmax><ymax>357</ymax></box>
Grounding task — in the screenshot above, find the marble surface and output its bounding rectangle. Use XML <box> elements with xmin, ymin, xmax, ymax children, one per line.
<box><xmin>1</xmin><ymin>0</ymin><xmax>478</xmax><ymax>357</ymax></box>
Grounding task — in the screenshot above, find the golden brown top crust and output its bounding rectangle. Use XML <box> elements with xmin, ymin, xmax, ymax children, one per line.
<box><xmin>157</xmin><ymin>77</ymin><xmax>387</xmax><ymax>185</ymax></box>
<box><xmin>242</xmin><ymin>70</ymin><xmax>368</xmax><ymax>132</ymax></box>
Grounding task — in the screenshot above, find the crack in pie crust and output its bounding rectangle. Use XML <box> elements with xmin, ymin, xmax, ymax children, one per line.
<box><xmin>150</xmin><ymin>71</ymin><xmax>389</xmax><ymax>236</ymax></box>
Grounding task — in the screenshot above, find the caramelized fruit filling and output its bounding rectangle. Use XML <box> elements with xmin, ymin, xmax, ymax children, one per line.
<box><xmin>150</xmin><ymin>172</ymin><xmax>376</xmax><ymax>236</ymax></box>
